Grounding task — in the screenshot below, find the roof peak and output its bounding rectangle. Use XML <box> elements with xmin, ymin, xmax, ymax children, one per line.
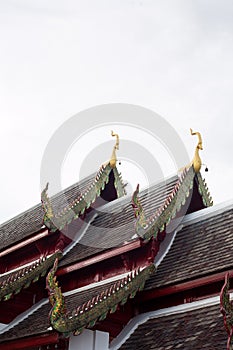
<box><xmin>190</xmin><ymin>128</ymin><xmax>203</xmax><ymax>173</ymax></box>
<box><xmin>109</xmin><ymin>130</ymin><xmax>119</xmax><ymax>168</ymax></box>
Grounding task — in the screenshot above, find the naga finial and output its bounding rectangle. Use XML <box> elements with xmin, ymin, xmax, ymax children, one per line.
<box><xmin>132</xmin><ymin>184</ymin><xmax>148</xmax><ymax>236</ymax></box>
<box><xmin>220</xmin><ymin>272</ymin><xmax>233</xmax><ymax>350</ymax></box>
<box><xmin>190</xmin><ymin>128</ymin><xmax>203</xmax><ymax>173</ymax></box>
<box><xmin>46</xmin><ymin>258</ymin><xmax>67</xmax><ymax>327</ymax></box>
<box><xmin>110</xmin><ymin>131</ymin><xmax>119</xmax><ymax>168</ymax></box>
<box><xmin>41</xmin><ymin>182</ymin><xmax>54</xmax><ymax>220</ymax></box>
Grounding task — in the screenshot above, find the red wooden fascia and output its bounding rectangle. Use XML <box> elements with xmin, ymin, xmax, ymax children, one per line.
<box><xmin>137</xmin><ymin>269</ymin><xmax>233</xmax><ymax>302</ymax></box>
<box><xmin>57</xmin><ymin>239</ymin><xmax>143</xmax><ymax>276</ymax></box>
<box><xmin>0</xmin><ymin>332</ymin><xmax>59</xmax><ymax>350</ymax></box>
<box><xmin>0</xmin><ymin>228</ymin><xmax>49</xmax><ymax>258</ymax></box>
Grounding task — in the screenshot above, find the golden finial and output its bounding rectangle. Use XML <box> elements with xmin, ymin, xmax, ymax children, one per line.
<box><xmin>109</xmin><ymin>131</ymin><xmax>119</xmax><ymax>168</ymax></box>
<box><xmin>190</xmin><ymin>128</ymin><xmax>203</xmax><ymax>173</ymax></box>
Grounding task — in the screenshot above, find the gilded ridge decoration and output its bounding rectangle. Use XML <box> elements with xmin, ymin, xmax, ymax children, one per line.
<box><xmin>196</xmin><ymin>173</ymin><xmax>213</xmax><ymax>207</ymax></box>
<box><xmin>190</xmin><ymin>128</ymin><xmax>203</xmax><ymax>173</ymax></box>
<box><xmin>41</xmin><ymin>132</ymin><xmax>126</xmax><ymax>231</ymax></box>
<box><xmin>46</xmin><ymin>259</ymin><xmax>155</xmax><ymax>336</ymax></box>
<box><xmin>0</xmin><ymin>251</ymin><xmax>62</xmax><ymax>301</ymax></box>
<box><xmin>41</xmin><ymin>183</ymin><xmax>54</xmax><ymax>222</ymax></box>
<box><xmin>132</xmin><ymin>165</ymin><xmax>213</xmax><ymax>241</ymax></box>
<box><xmin>132</xmin><ymin>167</ymin><xmax>195</xmax><ymax>241</ymax></box>
<box><xmin>220</xmin><ymin>272</ymin><xmax>233</xmax><ymax>350</ymax></box>
<box><xmin>196</xmin><ymin>172</ymin><xmax>213</xmax><ymax>207</ymax></box>
<box><xmin>113</xmin><ymin>167</ymin><xmax>127</xmax><ymax>198</ymax></box>
<box><xmin>41</xmin><ymin>164</ymin><xmax>112</xmax><ymax>231</ymax></box>
<box><xmin>132</xmin><ymin>184</ymin><xmax>147</xmax><ymax>230</ymax></box>
<box><xmin>110</xmin><ymin>131</ymin><xmax>119</xmax><ymax>168</ymax></box>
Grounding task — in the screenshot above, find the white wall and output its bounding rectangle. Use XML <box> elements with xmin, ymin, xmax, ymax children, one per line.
<box><xmin>69</xmin><ymin>329</ymin><xmax>109</xmax><ymax>350</ymax></box>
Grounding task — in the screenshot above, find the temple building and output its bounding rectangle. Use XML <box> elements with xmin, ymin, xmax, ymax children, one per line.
<box><xmin>0</xmin><ymin>129</ymin><xmax>232</xmax><ymax>349</ymax></box>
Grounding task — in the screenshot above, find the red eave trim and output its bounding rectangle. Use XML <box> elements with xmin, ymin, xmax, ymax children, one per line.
<box><xmin>0</xmin><ymin>229</ymin><xmax>49</xmax><ymax>257</ymax></box>
<box><xmin>57</xmin><ymin>239</ymin><xmax>143</xmax><ymax>276</ymax></box>
<box><xmin>0</xmin><ymin>332</ymin><xmax>59</xmax><ymax>350</ymax></box>
<box><xmin>138</xmin><ymin>269</ymin><xmax>233</xmax><ymax>302</ymax></box>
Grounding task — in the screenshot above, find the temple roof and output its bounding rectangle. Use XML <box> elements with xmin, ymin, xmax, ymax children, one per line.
<box><xmin>41</xmin><ymin>164</ymin><xmax>125</xmax><ymax>232</ymax></box>
<box><xmin>59</xmin><ymin>174</ymin><xmax>179</xmax><ymax>267</ymax></box>
<box><xmin>0</xmin><ymin>159</ymin><xmax>216</xmax><ymax>345</ymax></box>
<box><xmin>145</xmin><ymin>202</ymin><xmax>233</xmax><ymax>290</ymax></box>
<box><xmin>0</xmin><ymin>283</ymin><xmax>115</xmax><ymax>343</ymax></box>
<box><xmin>0</xmin><ymin>167</ymin><xmax>125</xmax><ymax>251</ymax></box>
<box><xmin>0</xmin><ymin>166</ymin><xmax>212</xmax><ymax>305</ymax></box>
<box><xmin>0</xmin><ymin>166</ymin><xmax>213</xmax><ymax>299</ymax></box>
<box><xmin>0</xmin><ymin>252</ymin><xmax>62</xmax><ymax>301</ymax></box>
<box><xmin>59</xmin><ymin>167</ymin><xmax>212</xmax><ymax>268</ymax></box>
<box><xmin>1</xmin><ymin>129</ymin><xmax>224</xmax><ymax>347</ymax></box>
<box><xmin>0</xmin><ymin>265</ymin><xmax>154</xmax><ymax>343</ymax></box>
<box><xmin>0</xmin><ymin>168</ymin><xmax>216</xmax><ymax>342</ymax></box>
<box><xmin>0</xmin><ymin>173</ymin><xmax>94</xmax><ymax>250</ymax></box>
<box><xmin>111</xmin><ymin>295</ymin><xmax>226</xmax><ymax>349</ymax></box>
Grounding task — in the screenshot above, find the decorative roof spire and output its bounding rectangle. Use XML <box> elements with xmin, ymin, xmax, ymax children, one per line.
<box><xmin>46</xmin><ymin>258</ymin><xmax>155</xmax><ymax>336</ymax></box>
<box><xmin>190</xmin><ymin>128</ymin><xmax>203</xmax><ymax>173</ymax></box>
<box><xmin>110</xmin><ymin>131</ymin><xmax>119</xmax><ymax>168</ymax></box>
<box><xmin>41</xmin><ymin>183</ymin><xmax>54</xmax><ymax>220</ymax></box>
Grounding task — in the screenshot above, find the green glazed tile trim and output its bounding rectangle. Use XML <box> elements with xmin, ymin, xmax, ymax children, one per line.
<box><xmin>220</xmin><ymin>272</ymin><xmax>233</xmax><ymax>349</ymax></box>
<box><xmin>42</xmin><ymin>164</ymin><xmax>113</xmax><ymax>232</ymax></box>
<box><xmin>113</xmin><ymin>167</ymin><xmax>127</xmax><ymax>198</ymax></box>
<box><xmin>0</xmin><ymin>251</ymin><xmax>62</xmax><ymax>301</ymax></box>
<box><xmin>46</xmin><ymin>259</ymin><xmax>155</xmax><ymax>336</ymax></box>
<box><xmin>196</xmin><ymin>172</ymin><xmax>213</xmax><ymax>207</ymax></box>
<box><xmin>133</xmin><ymin>167</ymin><xmax>196</xmax><ymax>241</ymax></box>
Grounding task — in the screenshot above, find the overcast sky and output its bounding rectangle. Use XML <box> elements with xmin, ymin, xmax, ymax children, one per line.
<box><xmin>1</xmin><ymin>0</ymin><xmax>233</xmax><ymax>224</ymax></box>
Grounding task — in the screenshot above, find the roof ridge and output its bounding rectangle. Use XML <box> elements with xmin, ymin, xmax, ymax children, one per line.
<box><xmin>94</xmin><ymin>173</ymin><xmax>179</xmax><ymax>214</ymax></box>
<box><xmin>0</xmin><ymin>173</ymin><xmax>96</xmax><ymax>229</ymax></box>
<box><xmin>0</xmin><ymin>202</ymin><xmax>42</xmax><ymax>229</ymax></box>
<box><xmin>0</xmin><ymin>252</ymin><xmax>62</xmax><ymax>302</ymax></box>
<box><xmin>46</xmin><ymin>260</ymin><xmax>155</xmax><ymax>336</ymax></box>
<box><xmin>0</xmin><ymin>269</ymin><xmax>140</xmax><ymax>336</ymax></box>
<box><xmin>41</xmin><ymin>164</ymin><xmax>113</xmax><ymax>231</ymax></box>
<box><xmin>132</xmin><ymin>167</ymin><xmax>195</xmax><ymax>241</ymax></box>
<box><xmin>0</xmin><ymin>171</ymin><xmax>178</xmax><ymax>229</ymax></box>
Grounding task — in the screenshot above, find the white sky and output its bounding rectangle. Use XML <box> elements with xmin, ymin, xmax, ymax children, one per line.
<box><xmin>1</xmin><ymin>0</ymin><xmax>233</xmax><ymax>224</ymax></box>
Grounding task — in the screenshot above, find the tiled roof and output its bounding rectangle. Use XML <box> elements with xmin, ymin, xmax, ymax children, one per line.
<box><xmin>0</xmin><ymin>281</ymin><xmax>115</xmax><ymax>342</ymax></box>
<box><xmin>60</xmin><ymin>168</ymin><xmax>213</xmax><ymax>268</ymax></box>
<box><xmin>0</xmin><ymin>268</ymin><xmax>148</xmax><ymax>343</ymax></box>
<box><xmin>145</xmin><ymin>206</ymin><xmax>233</xmax><ymax>290</ymax></box>
<box><xmin>59</xmin><ymin>175</ymin><xmax>179</xmax><ymax>267</ymax></box>
<box><xmin>0</xmin><ymin>165</ymin><xmax>210</xmax><ymax>265</ymax></box>
<box><xmin>46</xmin><ymin>262</ymin><xmax>154</xmax><ymax>336</ymax></box>
<box><xmin>41</xmin><ymin>165</ymin><xmax>126</xmax><ymax>232</ymax></box>
<box><xmin>0</xmin><ymin>169</ymin><xmax>113</xmax><ymax>251</ymax></box>
<box><xmin>0</xmin><ymin>252</ymin><xmax>62</xmax><ymax>301</ymax></box>
<box><xmin>117</xmin><ymin>301</ymin><xmax>226</xmax><ymax>349</ymax></box>
<box><xmin>0</xmin><ymin>300</ymin><xmax>50</xmax><ymax>343</ymax></box>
